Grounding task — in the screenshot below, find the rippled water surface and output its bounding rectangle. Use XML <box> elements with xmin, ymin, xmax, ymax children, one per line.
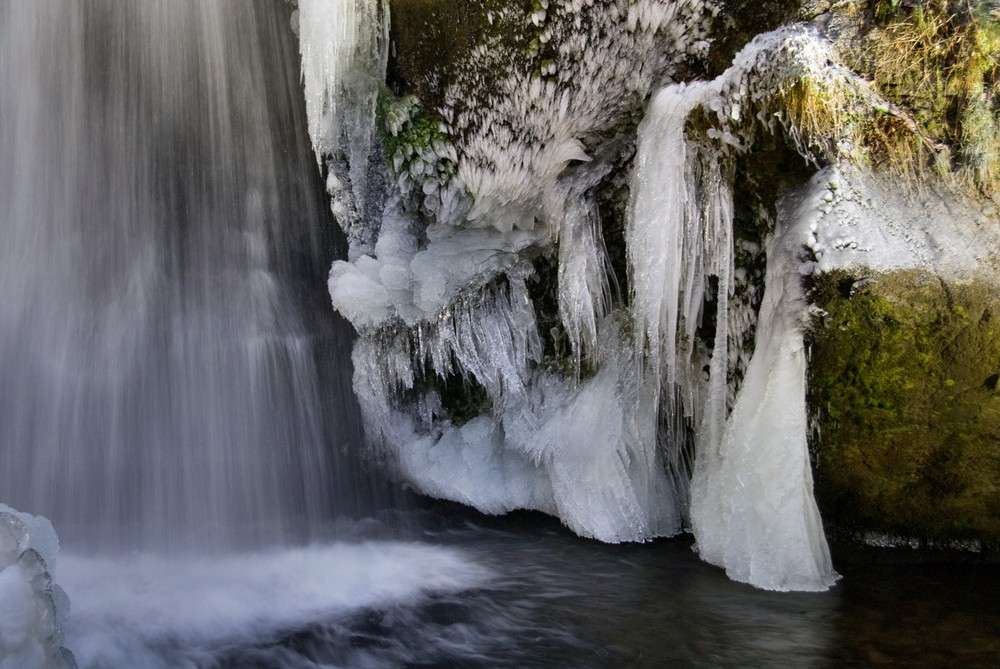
<box><xmin>58</xmin><ymin>505</ymin><xmax>1000</xmax><ymax>669</ymax></box>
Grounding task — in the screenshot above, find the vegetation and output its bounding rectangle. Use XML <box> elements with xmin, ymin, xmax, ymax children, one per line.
<box><xmin>846</xmin><ymin>0</ymin><xmax>1000</xmax><ymax>193</ymax></box>
<box><xmin>376</xmin><ymin>92</ymin><xmax>456</xmax><ymax>189</ymax></box>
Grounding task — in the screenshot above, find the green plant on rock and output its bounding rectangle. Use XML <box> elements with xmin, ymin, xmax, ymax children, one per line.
<box><xmin>376</xmin><ymin>92</ymin><xmax>457</xmax><ymax>197</ymax></box>
<box><xmin>959</xmin><ymin>88</ymin><xmax>1000</xmax><ymax>191</ymax></box>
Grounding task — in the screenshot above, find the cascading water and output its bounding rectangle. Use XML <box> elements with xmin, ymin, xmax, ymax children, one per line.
<box><xmin>0</xmin><ymin>3</ymin><xmax>495</xmax><ymax>666</ymax></box>
<box><xmin>0</xmin><ymin>0</ymin><xmax>368</xmax><ymax>551</ymax></box>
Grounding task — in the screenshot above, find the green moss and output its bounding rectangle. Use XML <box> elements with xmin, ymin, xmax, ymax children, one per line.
<box><xmin>807</xmin><ymin>269</ymin><xmax>1000</xmax><ymax>546</ymax></box>
<box><xmin>376</xmin><ymin>93</ymin><xmax>456</xmax><ymax>186</ymax></box>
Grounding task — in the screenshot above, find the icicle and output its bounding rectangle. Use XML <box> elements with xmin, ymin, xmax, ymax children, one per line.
<box><xmin>556</xmin><ymin>196</ymin><xmax>612</xmax><ymax>369</ymax></box>
<box><xmin>623</xmin><ymin>24</ymin><xmax>888</xmax><ymax>590</ymax></box>
<box><xmin>298</xmin><ymin>0</ymin><xmax>387</xmax><ymax>229</ymax></box>
<box><xmin>627</xmin><ymin>82</ymin><xmax>729</xmax><ymax>417</ymax></box>
<box><xmin>690</xmin><ymin>193</ymin><xmax>839</xmax><ymax>592</ymax></box>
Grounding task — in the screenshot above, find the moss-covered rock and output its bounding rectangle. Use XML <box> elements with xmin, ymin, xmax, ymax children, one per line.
<box><xmin>387</xmin><ymin>0</ymin><xmax>530</xmax><ymax>109</ymax></box>
<box><xmin>807</xmin><ymin>269</ymin><xmax>1000</xmax><ymax>546</ymax></box>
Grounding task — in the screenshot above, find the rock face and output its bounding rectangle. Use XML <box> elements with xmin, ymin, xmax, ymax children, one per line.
<box><xmin>809</xmin><ymin>270</ymin><xmax>1000</xmax><ymax>547</ymax></box>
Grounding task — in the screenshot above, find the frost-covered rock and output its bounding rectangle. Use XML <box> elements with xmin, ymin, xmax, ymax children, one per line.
<box><xmin>303</xmin><ymin>0</ymin><xmax>999</xmax><ymax>590</ymax></box>
<box><xmin>318</xmin><ymin>0</ymin><xmax>721</xmax><ymax>546</ymax></box>
<box><xmin>306</xmin><ymin>3</ymin><xmax>855</xmax><ymax>587</ymax></box>
<box><xmin>0</xmin><ymin>505</ymin><xmax>74</xmax><ymax>669</ymax></box>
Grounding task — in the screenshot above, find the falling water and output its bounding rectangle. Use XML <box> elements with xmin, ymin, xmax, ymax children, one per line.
<box><xmin>0</xmin><ymin>0</ymin><xmax>368</xmax><ymax>551</ymax></box>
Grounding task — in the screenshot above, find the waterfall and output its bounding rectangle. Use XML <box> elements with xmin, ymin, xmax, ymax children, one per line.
<box><xmin>0</xmin><ymin>0</ymin><xmax>366</xmax><ymax>551</ymax></box>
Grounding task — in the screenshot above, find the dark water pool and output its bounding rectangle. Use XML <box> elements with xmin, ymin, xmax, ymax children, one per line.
<box><xmin>203</xmin><ymin>504</ymin><xmax>999</xmax><ymax>669</ymax></box>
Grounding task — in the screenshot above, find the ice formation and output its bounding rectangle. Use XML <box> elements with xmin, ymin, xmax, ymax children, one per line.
<box><xmin>687</xmin><ymin>190</ymin><xmax>838</xmax><ymax>591</ymax></box>
<box><xmin>627</xmin><ymin>26</ymin><xmax>866</xmax><ymax>590</ymax></box>
<box><xmin>306</xmin><ymin>0</ymin><xmax>903</xmax><ymax>588</ymax></box>
<box><xmin>0</xmin><ymin>505</ymin><xmax>74</xmax><ymax>669</ymax></box>
<box><xmin>316</xmin><ymin>0</ymin><xmax>719</xmax><ymax>543</ymax></box>
<box><xmin>298</xmin><ymin>0</ymin><xmax>388</xmax><ymax>251</ymax></box>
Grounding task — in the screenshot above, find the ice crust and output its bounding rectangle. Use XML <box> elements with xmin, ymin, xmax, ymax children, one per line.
<box><xmin>0</xmin><ymin>505</ymin><xmax>74</xmax><ymax>669</ymax></box>
<box><xmin>686</xmin><ymin>159</ymin><xmax>999</xmax><ymax>590</ymax></box>
<box><xmin>798</xmin><ymin>166</ymin><xmax>1000</xmax><ymax>280</ymax></box>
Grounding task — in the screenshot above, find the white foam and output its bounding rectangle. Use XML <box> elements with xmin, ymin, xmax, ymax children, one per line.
<box><xmin>60</xmin><ymin>543</ymin><xmax>490</xmax><ymax>669</ymax></box>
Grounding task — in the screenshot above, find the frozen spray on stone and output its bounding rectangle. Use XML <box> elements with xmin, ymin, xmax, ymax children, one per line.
<box><xmin>298</xmin><ymin>0</ymin><xmax>388</xmax><ymax>254</ymax></box>
<box><xmin>319</xmin><ymin>0</ymin><xmax>717</xmax><ymax>543</ymax></box>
